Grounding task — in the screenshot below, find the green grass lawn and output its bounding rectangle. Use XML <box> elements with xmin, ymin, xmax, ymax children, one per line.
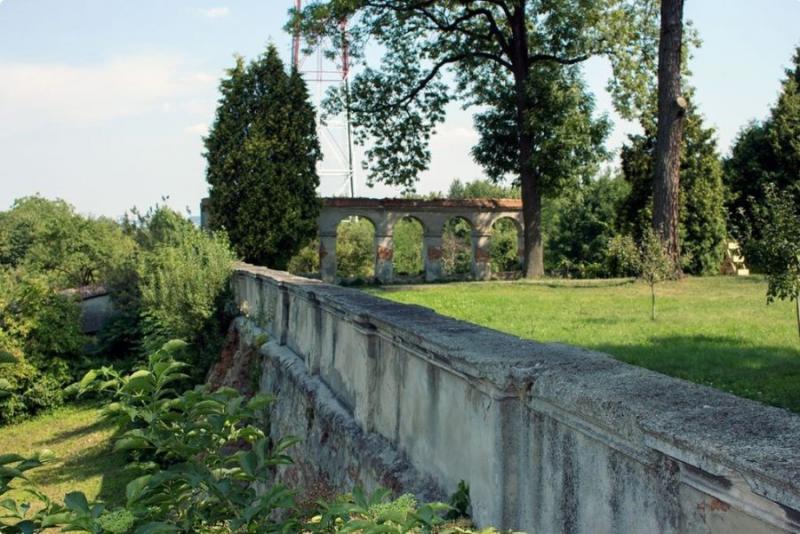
<box><xmin>368</xmin><ymin>276</ymin><xmax>800</xmax><ymax>413</ymax></box>
<box><xmin>0</xmin><ymin>404</ymin><xmax>129</xmax><ymax>509</ymax></box>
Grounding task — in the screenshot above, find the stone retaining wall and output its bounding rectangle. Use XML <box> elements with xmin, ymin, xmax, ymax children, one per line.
<box><xmin>232</xmin><ymin>263</ymin><xmax>800</xmax><ymax>533</ymax></box>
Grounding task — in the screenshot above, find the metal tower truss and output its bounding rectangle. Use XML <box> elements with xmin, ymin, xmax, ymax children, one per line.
<box><xmin>292</xmin><ymin>1</ymin><xmax>355</xmax><ymax>198</ymax></box>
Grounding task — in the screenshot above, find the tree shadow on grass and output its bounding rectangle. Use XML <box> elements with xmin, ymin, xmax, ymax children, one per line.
<box><xmin>34</xmin><ymin>417</ymin><xmax>116</xmax><ymax>447</ymax></box>
<box><xmin>32</xmin><ymin>438</ymin><xmax>131</xmax><ymax>506</ymax></box>
<box><xmin>593</xmin><ymin>335</ymin><xmax>800</xmax><ymax>414</ymax></box>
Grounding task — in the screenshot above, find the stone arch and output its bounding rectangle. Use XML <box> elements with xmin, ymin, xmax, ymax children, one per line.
<box><xmin>489</xmin><ymin>216</ymin><xmax>523</xmax><ymax>277</ymax></box>
<box><xmin>441</xmin><ymin>216</ymin><xmax>474</xmax><ymax>279</ymax></box>
<box><xmin>392</xmin><ymin>215</ymin><xmax>425</xmax><ymax>278</ymax></box>
<box><xmin>334</xmin><ymin>215</ymin><xmax>377</xmax><ymax>282</ymax></box>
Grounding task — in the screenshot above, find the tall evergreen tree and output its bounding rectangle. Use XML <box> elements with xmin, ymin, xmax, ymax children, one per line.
<box><xmin>205</xmin><ymin>46</ymin><xmax>321</xmax><ymax>269</ymax></box>
<box><xmin>725</xmin><ymin>47</ymin><xmax>800</xmax><ymax>268</ymax></box>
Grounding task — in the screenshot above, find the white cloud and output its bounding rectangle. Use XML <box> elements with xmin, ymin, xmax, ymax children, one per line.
<box><xmin>0</xmin><ymin>55</ymin><xmax>209</xmax><ymax>127</ymax></box>
<box><xmin>198</xmin><ymin>7</ymin><xmax>230</xmax><ymax>18</ymax></box>
<box><xmin>185</xmin><ymin>123</ymin><xmax>209</xmax><ymax>136</ymax></box>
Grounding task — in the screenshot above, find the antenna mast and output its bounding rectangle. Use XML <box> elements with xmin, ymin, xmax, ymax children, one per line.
<box><xmin>292</xmin><ymin>0</ymin><xmax>355</xmax><ymax>198</ymax></box>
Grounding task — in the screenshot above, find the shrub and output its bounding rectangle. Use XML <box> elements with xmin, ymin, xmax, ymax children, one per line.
<box><xmin>335</xmin><ymin>217</ymin><xmax>375</xmax><ymax>280</ymax></box>
<box><xmin>287</xmin><ymin>239</ymin><xmax>320</xmax><ymax>275</ymax></box>
<box><xmin>2</xmin><ymin>340</ymin><xmax>502</xmax><ymax>533</ymax></box>
<box><xmin>101</xmin><ymin>206</ymin><xmax>237</xmax><ymax>380</ymax></box>
<box><xmin>0</xmin><ymin>268</ymin><xmax>84</xmax><ymax>424</ymax></box>
<box><xmin>0</xmin><ymin>196</ymin><xmax>135</xmax><ymax>288</ymax></box>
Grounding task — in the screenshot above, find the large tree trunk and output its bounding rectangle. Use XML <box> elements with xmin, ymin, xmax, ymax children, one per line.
<box><xmin>653</xmin><ymin>0</ymin><xmax>686</xmax><ymax>271</ymax></box>
<box><xmin>519</xmin><ymin>138</ymin><xmax>544</xmax><ymax>278</ymax></box>
<box><xmin>511</xmin><ymin>3</ymin><xmax>544</xmax><ymax>278</ymax></box>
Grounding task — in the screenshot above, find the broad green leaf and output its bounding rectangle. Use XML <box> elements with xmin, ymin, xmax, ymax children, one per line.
<box><xmin>114</xmin><ymin>437</ymin><xmax>151</xmax><ymax>452</ymax></box>
<box><xmin>0</xmin><ymin>454</ymin><xmax>24</xmax><ymax>465</ymax></box>
<box><xmin>64</xmin><ymin>491</ymin><xmax>90</xmax><ymax>513</ymax></box>
<box><xmin>0</xmin><ymin>351</ymin><xmax>17</xmax><ymax>364</ymax></box>
<box><xmin>41</xmin><ymin>511</ymin><xmax>74</xmax><ymax>527</ymax></box>
<box><xmin>160</xmin><ymin>339</ymin><xmax>189</xmax><ymax>354</ymax></box>
<box><xmin>126</xmin><ymin>474</ymin><xmax>152</xmax><ymax>503</ymax></box>
<box><xmin>77</xmin><ymin>369</ymin><xmax>98</xmax><ymax>390</ymax></box>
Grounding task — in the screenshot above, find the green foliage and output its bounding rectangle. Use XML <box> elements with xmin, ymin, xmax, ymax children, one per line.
<box><xmin>393</xmin><ymin>218</ymin><xmax>424</xmax><ymax>276</ymax></box>
<box><xmin>725</xmin><ymin>48</ymin><xmax>800</xmax><ymax>269</ymax></box>
<box><xmin>606</xmin><ymin>234</ymin><xmax>640</xmax><ymax>278</ymax></box>
<box><xmin>0</xmin><ymin>269</ymin><xmax>84</xmax><ymax>424</ymax></box>
<box><xmin>545</xmin><ymin>174</ymin><xmax>631</xmax><ymax>278</ymax></box>
<box><xmin>0</xmin><ymin>196</ymin><xmax>135</xmax><ymax>289</ymax></box>
<box><xmin>441</xmin><ymin>218</ymin><xmax>472</xmax><ymax>277</ymax></box>
<box><xmin>636</xmin><ymin>228</ymin><xmax>674</xmax><ymax>320</ymax></box>
<box><xmin>619</xmin><ymin>107</ymin><xmax>727</xmax><ymax>275</ymax></box>
<box><xmin>101</xmin><ymin>206</ymin><xmax>236</xmax><ymax>380</ymax></box>
<box><xmin>471</xmin><ymin>62</ymin><xmax>610</xmax><ymax>194</ymax></box>
<box><xmin>447</xmin><ymin>179</ymin><xmax>519</xmax><ymax>200</ymax></box>
<box><xmin>336</xmin><ymin>217</ymin><xmax>375</xmax><ymax>280</ymax></box>
<box><xmin>205</xmin><ymin>45</ymin><xmax>321</xmax><ymax>270</ymax></box>
<box><xmin>293</xmin><ymin>1</ymin><xmax>647</xmax><ymax>193</ymax></box>
<box><xmin>749</xmin><ymin>184</ymin><xmax>800</xmax><ymax>339</ymax></box>
<box><xmin>287</xmin><ymin>239</ymin><xmax>320</xmax><ymax>276</ymax></box>
<box><xmin>446</xmin><ymin>481</ymin><xmax>471</xmax><ymax>521</ymax></box>
<box><xmin>1</xmin><ymin>341</ymin><xmax>496</xmax><ymax>533</ymax></box>
<box><xmin>489</xmin><ymin>219</ymin><xmax>520</xmax><ymax>274</ymax></box>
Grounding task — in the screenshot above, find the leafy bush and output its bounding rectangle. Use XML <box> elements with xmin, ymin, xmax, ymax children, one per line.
<box><xmin>1</xmin><ymin>341</ymin><xmax>497</xmax><ymax>533</ymax></box>
<box><xmin>393</xmin><ymin>218</ymin><xmax>424</xmax><ymax>276</ymax></box>
<box><xmin>544</xmin><ymin>174</ymin><xmax>630</xmax><ymax>278</ymax></box>
<box><xmin>0</xmin><ymin>269</ymin><xmax>84</xmax><ymax>424</ymax></box>
<box><xmin>287</xmin><ymin>238</ymin><xmax>320</xmax><ymax>276</ymax></box>
<box><xmin>101</xmin><ymin>206</ymin><xmax>236</xmax><ymax>380</ymax></box>
<box><xmin>0</xmin><ymin>196</ymin><xmax>135</xmax><ymax>289</ymax></box>
<box><xmin>441</xmin><ymin>218</ymin><xmax>473</xmax><ymax>277</ymax></box>
<box><xmin>489</xmin><ymin>220</ymin><xmax>519</xmax><ymax>274</ymax></box>
<box><xmin>335</xmin><ymin>217</ymin><xmax>375</xmax><ymax>280</ymax></box>
<box><xmin>749</xmin><ymin>183</ymin><xmax>800</xmax><ymax>339</ymax></box>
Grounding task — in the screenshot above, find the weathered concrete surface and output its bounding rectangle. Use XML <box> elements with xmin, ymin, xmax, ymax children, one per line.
<box><xmin>232</xmin><ymin>263</ymin><xmax>800</xmax><ymax>533</ymax></box>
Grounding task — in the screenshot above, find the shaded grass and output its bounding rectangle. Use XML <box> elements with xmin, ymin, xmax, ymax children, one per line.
<box><xmin>368</xmin><ymin>276</ymin><xmax>800</xmax><ymax>413</ymax></box>
<box><xmin>0</xmin><ymin>404</ymin><xmax>129</xmax><ymax>508</ymax></box>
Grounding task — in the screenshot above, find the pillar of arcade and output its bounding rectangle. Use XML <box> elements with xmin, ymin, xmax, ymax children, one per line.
<box><xmin>319</xmin><ymin>233</ymin><xmax>337</xmax><ymax>283</ymax></box>
<box><xmin>423</xmin><ymin>235</ymin><xmax>443</xmax><ymax>282</ymax></box>
<box><xmin>375</xmin><ymin>234</ymin><xmax>394</xmax><ymax>284</ymax></box>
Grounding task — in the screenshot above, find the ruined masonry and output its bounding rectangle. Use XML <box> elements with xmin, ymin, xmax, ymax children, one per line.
<box><xmin>201</xmin><ymin>197</ymin><xmax>525</xmax><ymax>282</ymax></box>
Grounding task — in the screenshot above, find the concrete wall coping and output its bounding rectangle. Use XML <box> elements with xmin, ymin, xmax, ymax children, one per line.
<box><xmin>234</xmin><ymin>262</ymin><xmax>800</xmax><ymax>513</ymax></box>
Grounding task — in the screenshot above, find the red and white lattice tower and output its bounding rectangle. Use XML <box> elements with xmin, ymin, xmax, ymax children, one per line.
<box><xmin>292</xmin><ymin>0</ymin><xmax>355</xmax><ymax>198</ymax></box>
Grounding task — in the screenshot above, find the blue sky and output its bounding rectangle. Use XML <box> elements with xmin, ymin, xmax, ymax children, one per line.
<box><xmin>0</xmin><ymin>0</ymin><xmax>798</xmax><ymax>218</ymax></box>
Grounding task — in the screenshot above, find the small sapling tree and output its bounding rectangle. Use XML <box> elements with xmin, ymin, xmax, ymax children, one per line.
<box><xmin>751</xmin><ymin>184</ymin><xmax>800</xmax><ymax>340</ymax></box>
<box><xmin>638</xmin><ymin>227</ymin><xmax>674</xmax><ymax>320</ymax></box>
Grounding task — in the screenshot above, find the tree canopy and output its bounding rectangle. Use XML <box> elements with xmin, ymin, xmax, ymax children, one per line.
<box><xmin>0</xmin><ymin>196</ymin><xmax>134</xmax><ymax>288</ymax></box>
<box><xmin>725</xmin><ymin>47</ymin><xmax>800</xmax><ymax>268</ymax></box>
<box><xmin>205</xmin><ymin>45</ymin><xmax>321</xmax><ymax>270</ymax></box>
<box><xmin>291</xmin><ymin>0</ymin><xmax>655</xmax><ymax>277</ymax></box>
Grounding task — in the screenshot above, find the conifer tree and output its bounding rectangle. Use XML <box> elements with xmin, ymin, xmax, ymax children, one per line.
<box><xmin>619</xmin><ymin>107</ymin><xmax>727</xmax><ymax>275</ymax></box>
<box><xmin>725</xmin><ymin>47</ymin><xmax>800</xmax><ymax>268</ymax></box>
<box><xmin>205</xmin><ymin>45</ymin><xmax>321</xmax><ymax>269</ymax></box>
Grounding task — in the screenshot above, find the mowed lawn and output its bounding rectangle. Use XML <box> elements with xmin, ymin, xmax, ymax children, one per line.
<box><xmin>368</xmin><ymin>276</ymin><xmax>800</xmax><ymax>413</ymax></box>
<box><xmin>0</xmin><ymin>404</ymin><xmax>128</xmax><ymax>509</ymax></box>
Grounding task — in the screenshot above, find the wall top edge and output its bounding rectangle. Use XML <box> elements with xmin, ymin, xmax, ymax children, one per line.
<box><xmin>232</xmin><ymin>263</ymin><xmax>800</xmax><ymax>509</ymax></box>
<box><xmin>322</xmin><ymin>197</ymin><xmax>522</xmax><ymax>210</ymax></box>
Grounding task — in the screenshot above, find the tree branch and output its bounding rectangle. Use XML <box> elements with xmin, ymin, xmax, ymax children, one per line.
<box><xmin>355</xmin><ymin>51</ymin><xmax>511</xmax><ymax>114</ymax></box>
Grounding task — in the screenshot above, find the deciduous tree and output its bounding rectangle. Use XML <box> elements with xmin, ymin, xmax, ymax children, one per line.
<box><xmin>291</xmin><ymin>0</ymin><xmax>653</xmax><ymax>277</ymax></box>
<box><xmin>652</xmin><ymin>0</ymin><xmax>687</xmax><ymax>269</ymax></box>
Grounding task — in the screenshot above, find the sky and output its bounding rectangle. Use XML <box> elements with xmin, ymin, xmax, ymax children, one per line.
<box><xmin>0</xmin><ymin>0</ymin><xmax>798</xmax><ymax>219</ymax></box>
